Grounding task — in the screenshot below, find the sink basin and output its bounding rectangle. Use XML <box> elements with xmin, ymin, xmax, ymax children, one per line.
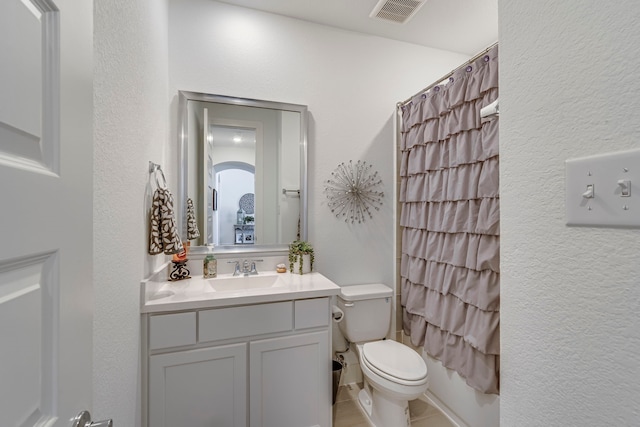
<box><xmin>208</xmin><ymin>274</ymin><xmax>283</xmax><ymax>292</ymax></box>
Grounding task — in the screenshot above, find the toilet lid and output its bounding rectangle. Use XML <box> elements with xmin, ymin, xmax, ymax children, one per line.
<box><xmin>362</xmin><ymin>340</ymin><xmax>427</xmax><ymax>382</ymax></box>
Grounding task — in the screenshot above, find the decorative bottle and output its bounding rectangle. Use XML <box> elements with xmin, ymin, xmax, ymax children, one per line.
<box><xmin>203</xmin><ymin>247</ymin><xmax>217</xmax><ymax>278</ymax></box>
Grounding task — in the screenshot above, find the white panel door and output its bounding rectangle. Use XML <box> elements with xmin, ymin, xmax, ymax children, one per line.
<box><xmin>149</xmin><ymin>343</ymin><xmax>248</xmax><ymax>427</ymax></box>
<box><xmin>249</xmin><ymin>331</ymin><xmax>331</xmax><ymax>427</ymax></box>
<box><xmin>0</xmin><ymin>0</ymin><xmax>94</xmax><ymax>426</ymax></box>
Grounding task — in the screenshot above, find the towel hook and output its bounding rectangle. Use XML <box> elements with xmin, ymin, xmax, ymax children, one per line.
<box><xmin>149</xmin><ymin>161</ymin><xmax>167</xmax><ymax>188</ymax></box>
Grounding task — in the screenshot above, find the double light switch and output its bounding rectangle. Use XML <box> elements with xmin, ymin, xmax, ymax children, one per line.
<box><xmin>565</xmin><ymin>148</ymin><xmax>640</xmax><ymax>227</ymax></box>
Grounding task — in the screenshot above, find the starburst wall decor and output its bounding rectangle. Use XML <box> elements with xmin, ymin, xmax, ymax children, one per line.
<box><xmin>324</xmin><ymin>160</ymin><xmax>384</xmax><ymax>224</ymax></box>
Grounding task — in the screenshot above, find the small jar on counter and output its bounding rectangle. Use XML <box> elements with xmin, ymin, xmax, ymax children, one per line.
<box><xmin>203</xmin><ymin>246</ymin><xmax>217</xmax><ymax>278</ymax></box>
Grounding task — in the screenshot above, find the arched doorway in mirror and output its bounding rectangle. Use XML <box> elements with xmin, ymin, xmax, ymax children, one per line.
<box><xmin>209</xmin><ymin>161</ymin><xmax>255</xmax><ymax>246</ymax></box>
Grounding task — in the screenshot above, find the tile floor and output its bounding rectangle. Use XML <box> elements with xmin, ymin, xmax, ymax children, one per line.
<box><xmin>333</xmin><ymin>383</ymin><xmax>455</xmax><ymax>427</ymax></box>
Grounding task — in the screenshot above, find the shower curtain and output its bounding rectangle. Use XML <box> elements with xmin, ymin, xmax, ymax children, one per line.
<box><xmin>399</xmin><ymin>45</ymin><xmax>499</xmax><ymax>394</ymax></box>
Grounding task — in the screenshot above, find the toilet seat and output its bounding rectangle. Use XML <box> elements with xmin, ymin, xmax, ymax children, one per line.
<box><xmin>362</xmin><ymin>340</ymin><xmax>428</xmax><ymax>386</ymax></box>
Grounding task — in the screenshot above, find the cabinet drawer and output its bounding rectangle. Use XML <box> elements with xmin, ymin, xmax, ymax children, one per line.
<box><xmin>199</xmin><ymin>301</ymin><xmax>293</xmax><ymax>343</ymax></box>
<box><xmin>294</xmin><ymin>298</ymin><xmax>329</xmax><ymax>330</ymax></box>
<box><xmin>149</xmin><ymin>312</ymin><xmax>196</xmax><ymax>350</ymax></box>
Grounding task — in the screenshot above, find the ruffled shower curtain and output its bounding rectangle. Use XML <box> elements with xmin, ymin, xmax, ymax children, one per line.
<box><xmin>399</xmin><ymin>45</ymin><xmax>500</xmax><ymax>394</ymax></box>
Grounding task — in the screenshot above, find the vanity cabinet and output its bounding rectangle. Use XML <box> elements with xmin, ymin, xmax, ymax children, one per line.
<box><xmin>149</xmin><ymin>343</ymin><xmax>247</xmax><ymax>427</ymax></box>
<box><xmin>143</xmin><ymin>297</ymin><xmax>332</xmax><ymax>427</ymax></box>
<box><xmin>250</xmin><ymin>331</ymin><xmax>328</xmax><ymax>427</ymax></box>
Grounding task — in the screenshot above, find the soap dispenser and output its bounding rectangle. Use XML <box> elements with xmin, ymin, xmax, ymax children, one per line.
<box><xmin>203</xmin><ymin>245</ymin><xmax>217</xmax><ymax>278</ymax></box>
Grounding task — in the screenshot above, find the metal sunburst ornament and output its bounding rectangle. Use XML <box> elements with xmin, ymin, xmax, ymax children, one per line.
<box><xmin>324</xmin><ymin>160</ymin><xmax>384</xmax><ymax>223</ymax></box>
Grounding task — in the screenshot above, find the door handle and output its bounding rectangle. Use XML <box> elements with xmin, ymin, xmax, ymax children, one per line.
<box><xmin>72</xmin><ymin>411</ymin><xmax>113</xmax><ymax>427</ymax></box>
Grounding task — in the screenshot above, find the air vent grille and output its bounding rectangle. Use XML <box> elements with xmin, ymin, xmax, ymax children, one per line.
<box><xmin>370</xmin><ymin>0</ymin><xmax>427</xmax><ymax>24</ymax></box>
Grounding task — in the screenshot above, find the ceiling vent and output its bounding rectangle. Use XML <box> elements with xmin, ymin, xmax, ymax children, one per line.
<box><xmin>370</xmin><ymin>0</ymin><xmax>428</xmax><ymax>24</ymax></box>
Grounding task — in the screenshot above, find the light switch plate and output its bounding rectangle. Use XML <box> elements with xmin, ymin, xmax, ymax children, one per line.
<box><xmin>565</xmin><ymin>148</ymin><xmax>640</xmax><ymax>227</ymax></box>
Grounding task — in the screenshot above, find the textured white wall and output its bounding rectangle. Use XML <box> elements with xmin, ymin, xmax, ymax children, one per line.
<box><xmin>93</xmin><ymin>0</ymin><xmax>169</xmax><ymax>425</ymax></box>
<box><xmin>499</xmin><ymin>1</ymin><xmax>640</xmax><ymax>425</ymax></box>
<box><xmin>167</xmin><ymin>0</ymin><xmax>469</xmax><ymax>288</ymax></box>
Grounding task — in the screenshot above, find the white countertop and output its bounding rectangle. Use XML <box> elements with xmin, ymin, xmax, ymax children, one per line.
<box><xmin>141</xmin><ymin>271</ymin><xmax>340</xmax><ymax>313</ymax></box>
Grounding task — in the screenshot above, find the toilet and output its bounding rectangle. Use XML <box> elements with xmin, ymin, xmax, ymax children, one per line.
<box><xmin>336</xmin><ymin>284</ymin><xmax>428</xmax><ymax>427</ymax></box>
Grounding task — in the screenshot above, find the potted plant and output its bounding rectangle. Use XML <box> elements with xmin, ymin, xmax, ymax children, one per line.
<box><xmin>288</xmin><ymin>240</ymin><xmax>314</xmax><ymax>274</ymax></box>
<box><xmin>243</xmin><ymin>215</ymin><xmax>255</xmax><ymax>224</ymax></box>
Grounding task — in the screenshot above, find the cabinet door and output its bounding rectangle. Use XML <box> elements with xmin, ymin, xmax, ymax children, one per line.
<box><xmin>149</xmin><ymin>343</ymin><xmax>247</xmax><ymax>427</ymax></box>
<box><xmin>250</xmin><ymin>331</ymin><xmax>330</xmax><ymax>427</ymax></box>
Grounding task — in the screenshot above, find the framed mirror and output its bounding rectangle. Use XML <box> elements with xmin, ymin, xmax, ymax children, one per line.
<box><xmin>177</xmin><ymin>91</ymin><xmax>308</xmax><ymax>254</ymax></box>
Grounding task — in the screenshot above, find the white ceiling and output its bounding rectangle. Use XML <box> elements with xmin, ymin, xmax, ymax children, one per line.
<box><xmin>211</xmin><ymin>125</ymin><xmax>256</xmax><ymax>148</ymax></box>
<box><xmin>217</xmin><ymin>0</ymin><xmax>498</xmax><ymax>55</ymax></box>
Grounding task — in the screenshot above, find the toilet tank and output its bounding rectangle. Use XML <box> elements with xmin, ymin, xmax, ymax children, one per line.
<box><xmin>337</xmin><ymin>284</ymin><xmax>392</xmax><ymax>343</ymax></box>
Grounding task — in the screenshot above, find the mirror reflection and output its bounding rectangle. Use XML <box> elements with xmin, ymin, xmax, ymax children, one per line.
<box><xmin>178</xmin><ymin>91</ymin><xmax>308</xmax><ymax>252</ymax></box>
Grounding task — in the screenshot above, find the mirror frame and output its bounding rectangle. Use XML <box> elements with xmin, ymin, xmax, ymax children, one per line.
<box><xmin>177</xmin><ymin>90</ymin><xmax>308</xmax><ymax>255</ymax></box>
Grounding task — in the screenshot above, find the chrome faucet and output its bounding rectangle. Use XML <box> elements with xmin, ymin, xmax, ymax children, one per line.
<box><xmin>248</xmin><ymin>259</ymin><xmax>263</xmax><ymax>275</ymax></box>
<box><xmin>228</xmin><ymin>260</ymin><xmax>242</xmax><ymax>276</ymax></box>
<box><xmin>242</xmin><ymin>259</ymin><xmax>251</xmax><ymax>275</ymax></box>
<box><xmin>230</xmin><ymin>259</ymin><xmax>263</xmax><ymax>276</ymax></box>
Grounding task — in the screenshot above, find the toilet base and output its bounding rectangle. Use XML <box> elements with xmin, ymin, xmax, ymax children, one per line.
<box><xmin>358</xmin><ymin>384</ymin><xmax>411</xmax><ymax>427</ymax></box>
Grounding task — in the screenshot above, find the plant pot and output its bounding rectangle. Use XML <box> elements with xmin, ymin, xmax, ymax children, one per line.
<box><xmin>292</xmin><ymin>254</ymin><xmax>311</xmax><ymax>275</ymax></box>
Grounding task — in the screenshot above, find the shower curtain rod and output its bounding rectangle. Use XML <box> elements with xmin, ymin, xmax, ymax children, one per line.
<box><xmin>397</xmin><ymin>41</ymin><xmax>498</xmax><ymax>107</ymax></box>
